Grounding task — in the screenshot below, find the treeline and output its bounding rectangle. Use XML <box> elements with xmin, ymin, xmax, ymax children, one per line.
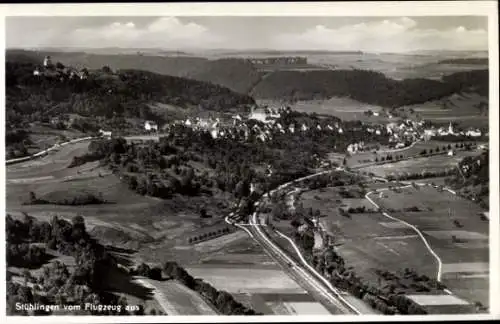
<box><xmin>187</xmin><ymin>227</ymin><xmax>233</xmax><ymax>244</ymax></box>
<box><xmin>313</xmin><ymin>246</ymin><xmax>429</xmax><ymax>314</ymax></box>
<box><xmin>251</xmin><ymin>69</ymin><xmax>488</xmax><ymax>108</ymax></box>
<box><xmin>438</xmin><ymin>58</ymin><xmax>488</xmax><ymax>65</ymax></box>
<box><xmin>5</xmin><ymin>61</ymin><xmax>255</xmax><ymax>129</ymax></box>
<box><xmin>186</xmin><ymin>58</ymin><xmax>263</xmax><ymax>94</ymax></box>
<box><xmin>163</xmin><ymin>261</ymin><xmax>261</xmax><ymax>315</ymax></box>
<box><xmin>386</xmin><ymin>169</ymin><xmax>457</xmax><ymax>181</ymax></box>
<box><xmin>25</xmin><ymin>190</ymin><xmax>108</xmax><ymax>206</ymax></box>
<box><xmin>68</xmin><ymin>152</ymin><xmax>103</xmax><ymax>168</ymax></box>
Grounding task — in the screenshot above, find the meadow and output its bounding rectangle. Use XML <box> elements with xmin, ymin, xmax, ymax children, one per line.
<box><xmin>369</xmin><ymin>185</ymin><xmax>489</xmax><ymax>308</ymax></box>
<box><xmin>357</xmin><ymin>150</ymin><xmax>481</xmax><ymax>178</ymax></box>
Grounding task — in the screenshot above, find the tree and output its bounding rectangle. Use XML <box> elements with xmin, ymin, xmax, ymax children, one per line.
<box><xmin>102</xmin><ymin>66</ymin><xmax>112</xmax><ymax>73</ymax></box>
<box><xmin>29</xmin><ymin>191</ymin><xmax>37</xmax><ymax>204</ymax></box>
<box><xmin>56</xmin><ymin>62</ymin><xmax>65</xmax><ymax>70</ymax></box>
<box><xmin>134</xmin><ymin>304</ymin><xmax>145</xmax><ymax>315</ymax></box>
<box><xmin>136</xmin><ymin>263</ymin><xmax>151</xmax><ymax>277</ymax></box>
<box><xmin>148</xmin><ymin>267</ymin><xmax>162</xmax><ymax>280</ymax></box>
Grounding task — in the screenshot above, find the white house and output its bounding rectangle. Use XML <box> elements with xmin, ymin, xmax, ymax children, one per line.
<box><xmin>338</xmin><ymin>128</ymin><xmax>344</xmax><ymax>134</ymax></box>
<box><xmin>448</xmin><ymin>150</ymin><xmax>455</xmax><ymax>156</ymax></box>
<box><xmin>206</xmin><ymin>129</ymin><xmax>216</xmax><ymax>139</ymax></box>
<box><xmin>144</xmin><ymin>121</ymin><xmax>158</xmax><ymax>132</ymax></box>
<box><xmin>184</xmin><ymin>118</ymin><xmax>192</xmax><ymax>127</ymax></box>
<box><xmin>373</xmin><ymin>112</ymin><xmax>380</xmax><ymax>117</ymax></box>
<box><xmin>249</xmin><ymin>107</ymin><xmax>277</xmax><ymax>124</ymax></box>
<box><xmin>99</xmin><ymin>129</ymin><xmax>112</xmax><ymax>137</ymax></box>
<box><xmin>466</xmin><ymin>129</ymin><xmax>482</xmax><ymax>137</ymax></box>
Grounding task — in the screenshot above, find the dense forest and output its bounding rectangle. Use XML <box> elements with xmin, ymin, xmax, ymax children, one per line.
<box><xmin>6</xmin><ymin>213</ymin><xmax>128</xmax><ymax>315</ymax></box>
<box><xmin>6</xmin><ymin>213</ymin><xmax>261</xmax><ymax>315</ymax></box>
<box><xmin>5</xmin><ymin>61</ymin><xmax>255</xmax><ymax>130</ymax></box>
<box><xmin>185</xmin><ymin>58</ymin><xmax>263</xmax><ymax>94</ymax></box>
<box><xmin>251</xmin><ymin>69</ymin><xmax>488</xmax><ymax>107</ymax></box>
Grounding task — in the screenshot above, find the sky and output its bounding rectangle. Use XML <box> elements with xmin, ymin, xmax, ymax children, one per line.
<box><xmin>6</xmin><ymin>16</ymin><xmax>489</xmax><ymax>53</ymax></box>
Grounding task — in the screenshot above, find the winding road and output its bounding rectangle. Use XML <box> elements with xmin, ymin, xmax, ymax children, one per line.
<box><xmin>226</xmin><ymin>158</ymin><xmax>466</xmax><ymax>314</ymax></box>
<box><xmin>226</xmin><ymin>169</ymin><xmax>365</xmax><ymax>315</ymax></box>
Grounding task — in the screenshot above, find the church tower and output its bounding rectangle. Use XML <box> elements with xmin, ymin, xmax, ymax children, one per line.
<box><xmin>43</xmin><ymin>56</ymin><xmax>53</xmax><ymax>68</ymax></box>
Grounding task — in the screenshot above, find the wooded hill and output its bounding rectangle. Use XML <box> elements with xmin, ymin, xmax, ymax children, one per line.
<box><xmin>5</xmin><ymin>61</ymin><xmax>255</xmax><ymax>130</ymax></box>
<box><xmin>250</xmin><ymin>69</ymin><xmax>489</xmax><ymax>108</ymax></box>
<box><xmin>8</xmin><ymin>50</ymin><xmax>488</xmax><ymax>106</ymax></box>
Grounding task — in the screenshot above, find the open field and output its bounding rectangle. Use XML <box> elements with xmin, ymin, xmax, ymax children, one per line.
<box><xmin>346</xmin><ymin>140</ymin><xmax>482</xmax><ymax>168</ymax></box>
<box><xmin>8</xmin><ymin>124</ymin><xmax>87</xmax><ymax>157</ymax></box>
<box><xmin>185</xmin><ymin>266</ymin><xmax>306</xmax><ymax>294</ymax></box>
<box><xmin>400</xmin><ymin>92</ymin><xmax>488</xmax><ymax>128</ymax></box>
<box><xmin>370</xmin><ymin>185</ymin><xmax>489</xmax><ymax>307</ymax></box>
<box><xmin>7</xmin><ymin>140</ymin><xmax>93</xmax><ymax>180</ymax></box>
<box><xmin>356</xmin><ymin>150</ymin><xmax>481</xmax><ymax>178</ymax></box>
<box><xmin>133</xmin><ymin>278</ymin><xmax>218</xmax><ymax>315</ymax></box>
<box><xmin>6</xmin><ymin>140</ymin><xmax>235</xmax><ymax>256</ymax></box>
<box><xmin>303</xmin><ymin>52</ymin><xmax>487</xmax><ymax>80</ymax></box>
<box><xmin>286</xmin><ymin>98</ymin><xmax>395</xmax><ymax>123</ymax></box>
<box><xmin>298</xmin><ymin>187</ymin><xmax>437</xmax><ymax>281</ymax></box>
<box><xmin>293</xmin><ymin>182</ymin><xmax>490</xmax><ymax>312</ymax></box>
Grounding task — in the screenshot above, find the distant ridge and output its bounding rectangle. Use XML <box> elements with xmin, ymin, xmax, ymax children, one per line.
<box><xmin>209</xmin><ymin>49</ymin><xmax>364</xmax><ymax>56</ymax></box>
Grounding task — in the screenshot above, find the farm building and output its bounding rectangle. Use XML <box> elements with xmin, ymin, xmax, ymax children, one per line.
<box><xmin>144</xmin><ymin>120</ymin><xmax>158</xmax><ymax>131</ymax></box>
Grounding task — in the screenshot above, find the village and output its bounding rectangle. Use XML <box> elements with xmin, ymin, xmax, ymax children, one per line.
<box><xmin>131</xmin><ymin>106</ymin><xmax>484</xmax><ymax>157</ymax></box>
<box><xmin>29</xmin><ymin>55</ymin><xmax>485</xmax><ymax>158</ymax></box>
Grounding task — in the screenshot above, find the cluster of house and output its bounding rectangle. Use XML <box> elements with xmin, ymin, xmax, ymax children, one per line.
<box><xmin>158</xmin><ymin>105</ymin><xmax>348</xmax><ymax>143</ymax></box>
<box><xmin>33</xmin><ymin>56</ymin><xmax>89</xmax><ymax>80</ymax></box>
<box><xmin>346</xmin><ymin>142</ymin><xmax>366</xmax><ymax>154</ymax></box>
<box><xmin>246</xmin><ymin>56</ymin><xmax>307</xmax><ymax>66</ymax></box>
<box><xmin>139</xmin><ymin>104</ymin><xmax>484</xmax><ymax>158</ymax></box>
<box><xmin>423</xmin><ymin>122</ymin><xmax>483</xmax><ymax>139</ymax></box>
<box><xmin>425</xmin><ymin>123</ymin><xmax>482</xmax><ymax>137</ymax></box>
